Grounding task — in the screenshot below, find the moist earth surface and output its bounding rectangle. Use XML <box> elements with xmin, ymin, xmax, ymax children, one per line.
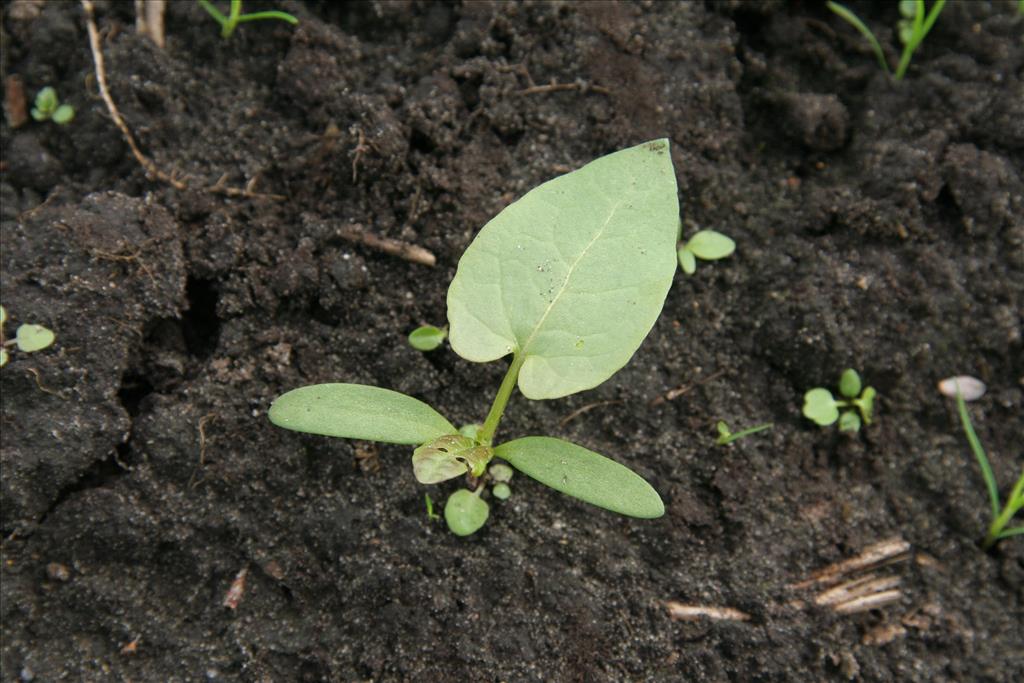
<box><xmin>1</xmin><ymin>1</ymin><xmax>1022</xmax><ymax>681</ymax></box>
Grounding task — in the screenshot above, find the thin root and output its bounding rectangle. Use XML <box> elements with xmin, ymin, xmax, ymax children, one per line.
<box><xmin>337</xmin><ymin>223</ymin><xmax>436</xmax><ymax>267</ymax></box>
<box><xmin>82</xmin><ymin>0</ymin><xmax>285</xmax><ymax>201</ymax></box>
<box><xmin>663</xmin><ymin>601</ymin><xmax>751</xmax><ymax>622</ymax></box>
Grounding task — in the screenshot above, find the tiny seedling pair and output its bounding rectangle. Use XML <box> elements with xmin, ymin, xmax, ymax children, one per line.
<box><xmin>827</xmin><ymin>0</ymin><xmax>946</xmax><ymax>80</ymax></box>
<box><xmin>677</xmin><ymin>230</ymin><xmax>734</xmax><ymax>275</ymax></box>
<box><xmin>0</xmin><ymin>306</ymin><xmax>55</xmax><ymax>367</ymax></box>
<box><xmin>31</xmin><ymin>87</ymin><xmax>74</xmax><ymax>125</ymax></box>
<box><xmin>408</xmin><ymin>325</ymin><xmax>446</xmax><ymax>351</ymax></box>
<box><xmin>803</xmin><ymin>368</ymin><xmax>876</xmax><ymax>433</ymax></box>
<box><xmin>271</xmin><ymin>141</ymin><xmax>681</xmax><ymax>535</ymax></box>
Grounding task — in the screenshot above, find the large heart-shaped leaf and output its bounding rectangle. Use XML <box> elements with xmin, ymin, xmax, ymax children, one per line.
<box><xmin>447</xmin><ymin>140</ymin><xmax>679</xmax><ymax>399</ymax></box>
<box><xmin>269</xmin><ymin>383</ymin><xmax>456</xmax><ymax>445</ymax></box>
<box><xmin>494</xmin><ymin>436</ymin><xmax>664</xmax><ymax>518</ymax></box>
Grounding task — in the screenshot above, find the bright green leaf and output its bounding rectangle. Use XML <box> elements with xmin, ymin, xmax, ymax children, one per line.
<box><xmin>15</xmin><ymin>324</ymin><xmax>55</xmax><ymax>352</ymax></box>
<box><xmin>685</xmin><ymin>230</ymin><xmax>735</xmax><ymax>260</ymax></box>
<box><xmin>492</xmin><ymin>482</ymin><xmax>511</xmax><ymax>500</ymax></box>
<box><xmin>802</xmin><ymin>388</ymin><xmax>839</xmax><ymax>426</ymax></box>
<box><xmin>856</xmin><ymin>386</ymin><xmax>876</xmax><ymax>424</ymax></box>
<box><xmin>0</xmin><ymin>306</ymin><xmax>7</xmax><ymax>324</ymax></box>
<box><xmin>268</xmin><ymin>383</ymin><xmax>456</xmax><ymax>445</ymax></box>
<box><xmin>0</xmin><ymin>349</ymin><xmax>8</xmax><ymax>367</ymax></box>
<box><xmin>838</xmin><ymin>368</ymin><xmax>861</xmax><ymax>398</ymax></box>
<box><xmin>447</xmin><ymin>139</ymin><xmax>680</xmax><ymax>400</ymax></box>
<box><xmin>412</xmin><ymin>434</ymin><xmax>491</xmax><ymax>484</ymax></box>
<box><xmin>408</xmin><ymin>325</ymin><xmax>446</xmax><ymax>351</ymax></box>
<box><xmin>444</xmin><ymin>489</ymin><xmax>489</xmax><ymax>536</ymax></box>
<box><xmin>678</xmin><ymin>247</ymin><xmax>696</xmax><ymax>275</ymax></box>
<box><xmin>494</xmin><ymin>436</ymin><xmax>665</xmax><ymax>518</ymax></box>
<box><xmin>52</xmin><ymin>104</ymin><xmax>75</xmax><ymax>125</ymax></box>
<box><xmin>838</xmin><ymin>410</ymin><xmax>861</xmax><ymax>433</ymax></box>
<box><xmin>32</xmin><ymin>87</ymin><xmax>57</xmax><ymax>120</ymax></box>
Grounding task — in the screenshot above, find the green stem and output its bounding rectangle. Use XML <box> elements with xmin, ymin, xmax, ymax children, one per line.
<box><xmin>477</xmin><ymin>354</ymin><xmax>524</xmax><ymax>446</ymax></box>
<box><xmin>957</xmin><ymin>389</ymin><xmax>1000</xmax><ymax>519</ymax></box>
<box><xmin>983</xmin><ymin>470</ymin><xmax>1024</xmax><ymax>549</ymax></box>
<box><xmin>895</xmin><ymin>0</ymin><xmax>946</xmax><ymax>80</ymax></box>
<box><xmin>236</xmin><ymin>10</ymin><xmax>299</xmax><ymax>25</ymax></box>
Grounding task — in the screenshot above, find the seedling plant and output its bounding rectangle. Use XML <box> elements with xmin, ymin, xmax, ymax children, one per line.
<box><xmin>954</xmin><ymin>388</ymin><xmax>1023</xmax><ymax>549</ymax></box>
<box><xmin>271</xmin><ymin>141</ymin><xmax>679</xmax><ymax>535</ymax></box>
<box><xmin>0</xmin><ymin>306</ymin><xmax>55</xmax><ymax>367</ymax></box>
<box><xmin>826</xmin><ymin>0</ymin><xmax>946</xmax><ymax>80</ymax></box>
<box><xmin>677</xmin><ymin>229</ymin><xmax>734</xmax><ymax>275</ymax></box>
<box><xmin>198</xmin><ymin>0</ymin><xmax>298</xmax><ymax>39</ymax></box>
<box><xmin>408</xmin><ymin>324</ymin><xmax>447</xmax><ymax>351</ymax></box>
<box><xmin>31</xmin><ymin>87</ymin><xmax>74</xmax><ymax>125</ymax></box>
<box><xmin>803</xmin><ymin>368</ymin><xmax>876</xmax><ymax>433</ymax></box>
<box><xmin>715</xmin><ymin>420</ymin><xmax>773</xmax><ymax>446</ymax></box>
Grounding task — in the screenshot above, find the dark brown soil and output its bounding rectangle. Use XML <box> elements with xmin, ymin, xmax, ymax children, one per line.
<box><xmin>2</xmin><ymin>1</ymin><xmax>1022</xmax><ymax>680</ymax></box>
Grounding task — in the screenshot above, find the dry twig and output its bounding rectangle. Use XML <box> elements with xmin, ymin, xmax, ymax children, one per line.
<box><xmin>337</xmin><ymin>223</ymin><xmax>436</xmax><ymax>267</ymax></box>
<box><xmin>519</xmin><ymin>79</ymin><xmax>611</xmax><ymax>96</ymax></box>
<box><xmin>558</xmin><ymin>400</ymin><xmax>622</xmax><ymax>428</ymax></box>
<box><xmin>134</xmin><ymin>0</ymin><xmax>166</xmax><ymax>48</ymax></box>
<box><xmin>789</xmin><ymin>537</ymin><xmax>911</xmax><ymax>590</ymax></box>
<box><xmin>663</xmin><ymin>601</ymin><xmax>751</xmax><ymax>622</ymax></box>
<box><xmin>82</xmin><ymin>0</ymin><xmax>184</xmax><ymax>189</ymax></box>
<box><xmin>82</xmin><ymin>0</ymin><xmax>285</xmax><ymax>201</ymax></box>
<box><xmin>649</xmin><ymin>369</ymin><xmax>726</xmax><ymax>407</ymax></box>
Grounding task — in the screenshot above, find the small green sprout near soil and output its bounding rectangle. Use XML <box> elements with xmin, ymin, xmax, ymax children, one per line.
<box><xmin>198</xmin><ymin>0</ymin><xmax>298</xmax><ymax>39</ymax></box>
<box><xmin>954</xmin><ymin>387</ymin><xmax>1023</xmax><ymax>549</ymax></box>
<box><xmin>715</xmin><ymin>420</ymin><xmax>773</xmax><ymax>446</ymax></box>
<box><xmin>677</xmin><ymin>229</ymin><xmax>734</xmax><ymax>275</ymax></box>
<box><xmin>31</xmin><ymin>87</ymin><xmax>74</xmax><ymax>125</ymax></box>
<box><xmin>408</xmin><ymin>325</ymin><xmax>447</xmax><ymax>351</ymax></box>
<box><xmin>802</xmin><ymin>368</ymin><xmax>876</xmax><ymax>433</ymax></box>
<box><xmin>424</xmin><ymin>493</ymin><xmax>440</xmax><ymax>521</ymax></box>
<box><xmin>0</xmin><ymin>305</ymin><xmax>56</xmax><ymax>367</ymax></box>
<box><xmin>826</xmin><ymin>0</ymin><xmax>946</xmax><ymax>80</ymax></box>
<box><xmin>271</xmin><ymin>140</ymin><xmax>679</xmax><ymax>536</ymax></box>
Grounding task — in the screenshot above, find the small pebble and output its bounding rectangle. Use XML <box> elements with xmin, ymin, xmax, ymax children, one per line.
<box><xmin>45</xmin><ymin>562</ymin><xmax>71</xmax><ymax>582</ymax></box>
<box><xmin>937</xmin><ymin>376</ymin><xmax>986</xmax><ymax>401</ymax></box>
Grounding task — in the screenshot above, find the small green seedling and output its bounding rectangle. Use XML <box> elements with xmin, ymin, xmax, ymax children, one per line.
<box><xmin>715</xmin><ymin>420</ymin><xmax>773</xmax><ymax>446</ymax></box>
<box><xmin>954</xmin><ymin>387</ymin><xmax>1023</xmax><ymax>549</ymax></box>
<box><xmin>198</xmin><ymin>0</ymin><xmax>298</xmax><ymax>39</ymax></box>
<box><xmin>424</xmin><ymin>493</ymin><xmax>440</xmax><ymax>521</ymax></box>
<box><xmin>31</xmin><ymin>87</ymin><xmax>74</xmax><ymax>125</ymax></box>
<box><xmin>489</xmin><ymin>462</ymin><xmax>514</xmax><ymax>500</ymax></box>
<box><xmin>677</xmin><ymin>230</ymin><xmax>734</xmax><ymax>275</ymax></box>
<box><xmin>408</xmin><ymin>325</ymin><xmax>447</xmax><ymax>351</ymax></box>
<box><xmin>1</xmin><ymin>305</ymin><xmax>56</xmax><ymax>367</ymax></box>
<box><xmin>271</xmin><ymin>140</ymin><xmax>678</xmax><ymax>535</ymax></box>
<box><xmin>802</xmin><ymin>368</ymin><xmax>876</xmax><ymax>433</ymax></box>
<box><xmin>826</xmin><ymin>0</ymin><xmax>946</xmax><ymax>80</ymax></box>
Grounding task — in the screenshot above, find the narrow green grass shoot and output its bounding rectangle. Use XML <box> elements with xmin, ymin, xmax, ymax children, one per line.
<box><xmin>198</xmin><ymin>0</ymin><xmax>298</xmax><ymax>39</ymax></box>
<box><xmin>826</xmin><ymin>0</ymin><xmax>946</xmax><ymax>80</ymax></box>
<box><xmin>715</xmin><ymin>420</ymin><xmax>773</xmax><ymax>446</ymax></box>
<box><xmin>955</xmin><ymin>388</ymin><xmax>1023</xmax><ymax>549</ymax></box>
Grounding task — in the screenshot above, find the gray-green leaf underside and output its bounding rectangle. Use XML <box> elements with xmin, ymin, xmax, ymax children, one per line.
<box><xmin>494</xmin><ymin>436</ymin><xmax>665</xmax><ymax>518</ymax></box>
<box><xmin>447</xmin><ymin>139</ymin><xmax>680</xmax><ymax>400</ymax></box>
<box><xmin>268</xmin><ymin>383</ymin><xmax>456</xmax><ymax>445</ymax></box>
